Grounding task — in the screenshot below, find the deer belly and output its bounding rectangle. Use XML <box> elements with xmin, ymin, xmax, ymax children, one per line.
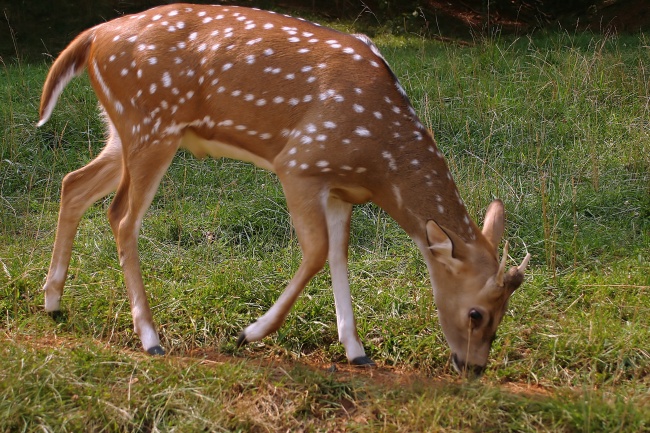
<box><xmin>179</xmin><ymin>129</ymin><xmax>275</xmax><ymax>172</ymax></box>
<box><xmin>330</xmin><ymin>186</ymin><xmax>373</xmax><ymax>204</ymax></box>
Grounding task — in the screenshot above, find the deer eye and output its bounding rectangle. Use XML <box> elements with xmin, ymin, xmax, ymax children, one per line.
<box><xmin>468</xmin><ymin>309</ymin><xmax>483</xmax><ymax>326</ymax></box>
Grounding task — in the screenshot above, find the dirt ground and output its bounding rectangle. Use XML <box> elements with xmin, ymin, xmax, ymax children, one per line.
<box><xmin>10</xmin><ymin>332</ymin><xmax>553</xmax><ymax>400</ymax></box>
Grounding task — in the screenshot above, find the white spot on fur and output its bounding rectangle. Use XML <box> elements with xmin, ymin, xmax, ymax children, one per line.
<box><xmin>355</xmin><ymin>127</ymin><xmax>371</xmax><ymax>137</ymax></box>
<box><xmin>382</xmin><ymin>151</ymin><xmax>397</xmax><ymax>171</ymax></box>
<box><xmin>162</xmin><ymin>71</ymin><xmax>172</xmax><ymax>87</ymax></box>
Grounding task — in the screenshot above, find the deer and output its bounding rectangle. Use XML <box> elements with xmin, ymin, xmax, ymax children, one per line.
<box><xmin>37</xmin><ymin>3</ymin><xmax>530</xmax><ymax>378</ymax></box>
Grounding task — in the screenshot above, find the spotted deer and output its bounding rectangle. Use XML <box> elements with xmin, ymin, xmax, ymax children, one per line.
<box><xmin>38</xmin><ymin>3</ymin><xmax>530</xmax><ymax>377</ymax></box>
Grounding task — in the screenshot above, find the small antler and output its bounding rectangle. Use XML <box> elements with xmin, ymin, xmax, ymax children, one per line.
<box><xmin>518</xmin><ymin>253</ymin><xmax>531</xmax><ymax>273</ymax></box>
<box><xmin>503</xmin><ymin>251</ymin><xmax>531</xmax><ymax>293</ymax></box>
<box><xmin>496</xmin><ymin>241</ymin><xmax>509</xmax><ymax>286</ymax></box>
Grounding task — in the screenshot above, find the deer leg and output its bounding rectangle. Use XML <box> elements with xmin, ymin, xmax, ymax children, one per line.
<box><xmin>238</xmin><ymin>181</ymin><xmax>329</xmax><ymax>346</ymax></box>
<box><xmin>107</xmin><ymin>137</ymin><xmax>178</xmax><ymax>355</ymax></box>
<box><xmin>44</xmin><ymin>132</ymin><xmax>122</xmax><ymax>313</ymax></box>
<box><xmin>325</xmin><ymin>196</ymin><xmax>374</xmax><ymax>366</ymax></box>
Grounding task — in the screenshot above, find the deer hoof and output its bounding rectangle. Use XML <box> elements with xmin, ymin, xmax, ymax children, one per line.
<box><xmin>351</xmin><ymin>356</ymin><xmax>376</xmax><ymax>368</ymax></box>
<box><xmin>236</xmin><ymin>332</ymin><xmax>248</xmax><ymax>348</ymax></box>
<box><xmin>146</xmin><ymin>345</ymin><xmax>165</xmax><ymax>356</ymax></box>
<box><xmin>48</xmin><ymin>310</ymin><xmax>66</xmax><ymax>322</ymax></box>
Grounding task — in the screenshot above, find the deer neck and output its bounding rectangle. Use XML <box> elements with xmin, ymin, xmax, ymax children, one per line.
<box><xmin>368</xmin><ymin>132</ymin><xmax>480</xmax><ymax>246</ymax></box>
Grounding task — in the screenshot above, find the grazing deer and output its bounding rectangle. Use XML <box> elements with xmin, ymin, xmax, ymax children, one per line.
<box><xmin>38</xmin><ymin>3</ymin><xmax>530</xmax><ymax>377</ymax></box>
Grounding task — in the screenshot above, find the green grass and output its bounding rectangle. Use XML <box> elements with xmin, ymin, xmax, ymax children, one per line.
<box><xmin>1</xmin><ymin>29</ymin><xmax>649</xmax><ymax>431</ymax></box>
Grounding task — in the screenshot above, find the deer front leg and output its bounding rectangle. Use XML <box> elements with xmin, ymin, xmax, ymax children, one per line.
<box><xmin>44</xmin><ymin>136</ymin><xmax>122</xmax><ymax>313</ymax></box>
<box><xmin>238</xmin><ymin>180</ymin><xmax>329</xmax><ymax>346</ymax></box>
<box><xmin>107</xmin><ymin>138</ymin><xmax>178</xmax><ymax>355</ymax></box>
<box><xmin>325</xmin><ymin>196</ymin><xmax>374</xmax><ymax>366</ymax></box>
<box><xmin>238</xmin><ymin>251</ymin><xmax>327</xmax><ymax>344</ymax></box>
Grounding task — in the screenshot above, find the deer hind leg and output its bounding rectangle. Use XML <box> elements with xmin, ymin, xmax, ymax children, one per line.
<box><xmin>325</xmin><ymin>196</ymin><xmax>374</xmax><ymax>366</ymax></box>
<box><xmin>44</xmin><ymin>128</ymin><xmax>123</xmax><ymax>313</ymax></box>
<box><xmin>238</xmin><ymin>180</ymin><xmax>329</xmax><ymax>346</ymax></box>
<box><xmin>107</xmin><ymin>135</ymin><xmax>179</xmax><ymax>355</ymax></box>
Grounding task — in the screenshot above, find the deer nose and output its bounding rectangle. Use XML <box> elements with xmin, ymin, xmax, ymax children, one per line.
<box><xmin>451</xmin><ymin>353</ymin><xmax>486</xmax><ymax>379</ymax></box>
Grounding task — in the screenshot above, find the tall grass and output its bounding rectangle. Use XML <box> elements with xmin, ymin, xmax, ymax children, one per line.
<box><xmin>1</xmin><ymin>29</ymin><xmax>649</xmax><ymax>431</ymax></box>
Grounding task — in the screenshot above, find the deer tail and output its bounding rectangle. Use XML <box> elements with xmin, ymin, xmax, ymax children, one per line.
<box><xmin>37</xmin><ymin>27</ymin><xmax>96</xmax><ymax>126</ymax></box>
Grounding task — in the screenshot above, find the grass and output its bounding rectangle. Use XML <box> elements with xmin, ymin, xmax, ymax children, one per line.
<box><xmin>1</xmin><ymin>27</ymin><xmax>649</xmax><ymax>431</ymax></box>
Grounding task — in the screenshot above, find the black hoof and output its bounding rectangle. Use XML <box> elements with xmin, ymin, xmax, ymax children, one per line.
<box><xmin>48</xmin><ymin>310</ymin><xmax>66</xmax><ymax>322</ymax></box>
<box><xmin>146</xmin><ymin>345</ymin><xmax>165</xmax><ymax>356</ymax></box>
<box><xmin>351</xmin><ymin>356</ymin><xmax>377</xmax><ymax>367</ymax></box>
<box><xmin>236</xmin><ymin>332</ymin><xmax>248</xmax><ymax>348</ymax></box>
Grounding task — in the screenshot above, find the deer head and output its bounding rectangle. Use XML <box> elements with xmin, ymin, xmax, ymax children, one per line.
<box><xmin>425</xmin><ymin>200</ymin><xmax>531</xmax><ymax>377</ymax></box>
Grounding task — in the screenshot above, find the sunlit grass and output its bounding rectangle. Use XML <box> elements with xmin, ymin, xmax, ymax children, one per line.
<box><xmin>1</xmin><ymin>29</ymin><xmax>649</xmax><ymax>432</ymax></box>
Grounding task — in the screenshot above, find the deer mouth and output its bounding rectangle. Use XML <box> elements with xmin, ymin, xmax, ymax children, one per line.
<box><xmin>451</xmin><ymin>353</ymin><xmax>486</xmax><ymax>379</ymax></box>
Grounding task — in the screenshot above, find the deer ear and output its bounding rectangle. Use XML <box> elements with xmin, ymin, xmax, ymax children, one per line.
<box><xmin>426</xmin><ymin>220</ymin><xmax>463</xmax><ymax>273</ymax></box>
<box><xmin>481</xmin><ymin>199</ymin><xmax>505</xmax><ymax>253</ymax></box>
